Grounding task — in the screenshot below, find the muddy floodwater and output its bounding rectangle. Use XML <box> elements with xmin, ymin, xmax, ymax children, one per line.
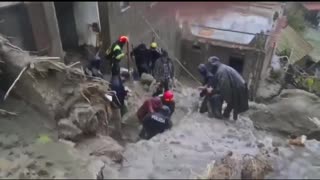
<box><xmin>1</xmin><ymin>88</ymin><xmax>320</xmax><ymax>179</ymax></box>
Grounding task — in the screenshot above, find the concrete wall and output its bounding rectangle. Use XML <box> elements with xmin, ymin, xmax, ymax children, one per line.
<box><xmin>26</xmin><ymin>2</ymin><xmax>51</xmax><ymax>53</ymax></box>
<box><xmin>42</xmin><ymin>2</ymin><xmax>64</xmax><ymax>58</ymax></box>
<box><xmin>0</xmin><ymin>3</ymin><xmax>36</xmax><ymax>51</ymax></box>
<box><xmin>73</xmin><ymin>2</ymin><xmax>101</xmax><ymax>47</ymax></box>
<box><xmin>100</xmin><ymin>2</ymin><xmax>181</xmax><ymax>72</ymax></box>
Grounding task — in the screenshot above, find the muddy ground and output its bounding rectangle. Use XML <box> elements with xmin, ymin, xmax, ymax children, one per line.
<box><xmin>1</xmin><ymin>80</ymin><xmax>320</xmax><ymax>179</ymax></box>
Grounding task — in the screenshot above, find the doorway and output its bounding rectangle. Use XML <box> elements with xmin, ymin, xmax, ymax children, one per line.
<box><xmin>229</xmin><ymin>55</ymin><xmax>245</xmax><ymax>75</ymax></box>
<box><xmin>54</xmin><ymin>2</ymin><xmax>79</xmax><ymax>51</ymax></box>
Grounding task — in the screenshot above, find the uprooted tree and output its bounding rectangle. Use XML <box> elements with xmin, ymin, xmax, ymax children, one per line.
<box><xmin>0</xmin><ymin>35</ymin><xmax>117</xmax><ymax>142</ymax></box>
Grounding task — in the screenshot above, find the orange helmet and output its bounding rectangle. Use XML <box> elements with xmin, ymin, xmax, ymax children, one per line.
<box><xmin>163</xmin><ymin>90</ymin><xmax>174</xmax><ymax>102</ymax></box>
<box><xmin>119</xmin><ymin>35</ymin><xmax>129</xmax><ymax>43</ymax></box>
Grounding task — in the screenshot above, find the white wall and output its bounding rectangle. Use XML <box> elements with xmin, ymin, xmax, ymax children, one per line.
<box><xmin>73</xmin><ymin>2</ymin><xmax>101</xmax><ymax>46</ymax></box>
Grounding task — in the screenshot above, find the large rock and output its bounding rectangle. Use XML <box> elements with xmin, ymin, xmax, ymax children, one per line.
<box><xmin>250</xmin><ymin>89</ymin><xmax>320</xmax><ymax>136</ymax></box>
<box><xmin>57</xmin><ymin>119</ymin><xmax>82</xmax><ymax>141</ymax></box>
<box><xmin>58</xmin><ymin>103</ymin><xmax>108</xmax><ymax>141</ymax></box>
<box><xmin>140</xmin><ymin>73</ymin><xmax>155</xmax><ymax>86</ymax></box>
<box><xmin>256</xmin><ymin>78</ymin><xmax>282</xmax><ymax>102</ymax></box>
<box><xmin>76</xmin><ymin>136</ymin><xmax>124</xmax><ymax>163</ymax></box>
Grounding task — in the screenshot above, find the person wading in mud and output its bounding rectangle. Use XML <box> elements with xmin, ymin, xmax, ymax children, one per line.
<box><xmin>136</xmin><ymin>96</ymin><xmax>163</xmax><ymax>123</ymax></box>
<box><xmin>204</xmin><ymin>56</ymin><xmax>249</xmax><ymax>121</ymax></box>
<box><xmin>153</xmin><ymin>49</ymin><xmax>175</xmax><ymax>97</ymax></box>
<box><xmin>130</xmin><ymin>43</ymin><xmax>151</xmax><ymax>77</ymax></box>
<box><xmin>198</xmin><ymin>63</ymin><xmax>223</xmax><ymax>119</ymax></box>
<box><xmin>159</xmin><ymin>90</ymin><xmax>175</xmax><ymax>117</ymax></box>
<box><xmin>148</xmin><ymin>42</ymin><xmax>162</xmax><ymax>75</ymax></box>
<box><xmin>109</xmin><ymin>71</ymin><xmax>130</xmax><ymax>139</ymax></box>
<box><xmin>139</xmin><ymin>105</ymin><xmax>172</xmax><ymax>140</ymax></box>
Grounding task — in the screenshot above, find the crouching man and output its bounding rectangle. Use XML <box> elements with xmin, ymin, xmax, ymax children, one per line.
<box><xmin>139</xmin><ymin>105</ymin><xmax>172</xmax><ymax>140</ymax></box>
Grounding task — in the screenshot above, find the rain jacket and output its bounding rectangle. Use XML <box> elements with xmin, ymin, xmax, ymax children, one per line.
<box><xmin>131</xmin><ymin>43</ymin><xmax>151</xmax><ymax>75</ymax></box>
<box><xmin>205</xmin><ymin>60</ymin><xmax>249</xmax><ymax>114</ymax></box>
<box><xmin>136</xmin><ymin>97</ymin><xmax>163</xmax><ymax>122</ymax></box>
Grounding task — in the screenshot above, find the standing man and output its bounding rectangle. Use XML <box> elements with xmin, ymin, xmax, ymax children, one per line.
<box><xmin>153</xmin><ymin>49</ymin><xmax>174</xmax><ymax>97</ymax></box>
<box><xmin>109</xmin><ymin>71</ymin><xmax>129</xmax><ymax>139</ymax></box>
<box><xmin>206</xmin><ymin>56</ymin><xmax>249</xmax><ymax>121</ymax></box>
<box><xmin>130</xmin><ymin>43</ymin><xmax>151</xmax><ymax>77</ymax></box>
<box><xmin>149</xmin><ymin>42</ymin><xmax>162</xmax><ymax>75</ymax></box>
<box><xmin>106</xmin><ymin>35</ymin><xmax>129</xmax><ymax>75</ymax></box>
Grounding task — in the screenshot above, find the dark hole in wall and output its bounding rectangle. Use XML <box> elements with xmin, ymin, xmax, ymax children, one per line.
<box><xmin>229</xmin><ymin>56</ymin><xmax>245</xmax><ymax>75</ymax></box>
<box><xmin>0</xmin><ymin>4</ymin><xmax>36</xmax><ymax>51</ymax></box>
<box><xmin>54</xmin><ymin>2</ymin><xmax>79</xmax><ymax>51</ymax></box>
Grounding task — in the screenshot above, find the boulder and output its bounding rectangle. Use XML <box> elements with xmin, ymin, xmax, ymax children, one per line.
<box><xmin>76</xmin><ymin>136</ymin><xmax>124</xmax><ymax>163</ymax></box>
<box><xmin>58</xmin><ymin>103</ymin><xmax>108</xmax><ymax>141</ymax></box>
<box><xmin>140</xmin><ymin>73</ymin><xmax>155</xmax><ymax>86</ymax></box>
<box><xmin>250</xmin><ymin>89</ymin><xmax>320</xmax><ymax>136</ymax></box>
<box><xmin>57</xmin><ymin>118</ymin><xmax>82</xmax><ymax>141</ymax></box>
<box><xmin>256</xmin><ymin>79</ymin><xmax>282</xmax><ymax>102</ymax></box>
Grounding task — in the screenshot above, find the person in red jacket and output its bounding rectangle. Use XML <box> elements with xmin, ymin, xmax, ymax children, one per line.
<box><xmin>160</xmin><ymin>90</ymin><xmax>175</xmax><ymax>117</ymax></box>
<box><xmin>136</xmin><ymin>96</ymin><xmax>163</xmax><ymax>123</ymax></box>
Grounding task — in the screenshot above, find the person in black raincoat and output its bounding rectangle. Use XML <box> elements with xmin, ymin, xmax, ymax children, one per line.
<box><xmin>139</xmin><ymin>105</ymin><xmax>172</xmax><ymax>140</ymax></box>
<box><xmin>130</xmin><ymin>43</ymin><xmax>151</xmax><ymax>77</ymax></box>
<box><xmin>198</xmin><ymin>64</ymin><xmax>223</xmax><ymax>119</ymax></box>
<box><xmin>205</xmin><ymin>56</ymin><xmax>249</xmax><ymax>120</ymax></box>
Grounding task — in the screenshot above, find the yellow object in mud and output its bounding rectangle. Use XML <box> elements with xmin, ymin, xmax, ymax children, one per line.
<box><xmin>37</xmin><ymin>134</ymin><xmax>52</xmax><ymax>144</ymax></box>
<box><xmin>150</xmin><ymin>42</ymin><xmax>157</xmax><ymax>49</ymax></box>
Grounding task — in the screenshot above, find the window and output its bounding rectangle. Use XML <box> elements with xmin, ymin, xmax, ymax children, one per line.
<box><xmin>120</xmin><ymin>2</ymin><xmax>130</xmax><ymax>12</ymax></box>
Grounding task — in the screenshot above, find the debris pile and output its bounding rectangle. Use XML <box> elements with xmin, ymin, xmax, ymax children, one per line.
<box><xmin>199</xmin><ymin>151</ymin><xmax>272</xmax><ymax>179</ymax></box>
<box><xmin>0</xmin><ymin>35</ymin><xmax>115</xmax><ymax>142</ymax></box>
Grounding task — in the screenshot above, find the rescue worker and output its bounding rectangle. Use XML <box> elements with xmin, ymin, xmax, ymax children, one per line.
<box><xmin>109</xmin><ymin>71</ymin><xmax>129</xmax><ymax>139</ymax></box>
<box><xmin>139</xmin><ymin>105</ymin><xmax>172</xmax><ymax>140</ymax></box>
<box><xmin>153</xmin><ymin>49</ymin><xmax>174</xmax><ymax>97</ymax></box>
<box><xmin>160</xmin><ymin>90</ymin><xmax>175</xmax><ymax>117</ymax></box>
<box><xmin>149</xmin><ymin>42</ymin><xmax>162</xmax><ymax>75</ymax></box>
<box><xmin>130</xmin><ymin>43</ymin><xmax>151</xmax><ymax>77</ymax></box>
<box><xmin>136</xmin><ymin>96</ymin><xmax>163</xmax><ymax>123</ymax></box>
<box><xmin>205</xmin><ymin>56</ymin><xmax>249</xmax><ymax>121</ymax></box>
<box><xmin>106</xmin><ymin>35</ymin><xmax>128</xmax><ymax>75</ymax></box>
<box><xmin>198</xmin><ymin>64</ymin><xmax>223</xmax><ymax>119</ymax></box>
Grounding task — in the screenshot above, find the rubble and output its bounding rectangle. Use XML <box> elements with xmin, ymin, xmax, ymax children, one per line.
<box><xmin>140</xmin><ymin>73</ymin><xmax>155</xmax><ymax>86</ymax></box>
<box><xmin>0</xmin><ymin>35</ymin><xmax>114</xmax><ymax>142</ymax></box>
<box><xmin>198</xmin><ymin>151</ymin><xmax>272</xmax><ymax>179</ymax></box>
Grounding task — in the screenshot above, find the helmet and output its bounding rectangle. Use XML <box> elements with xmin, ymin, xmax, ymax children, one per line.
<box><xmin>150</xmin><ymin>42</ymin><xmax>157</xmax><ymax>49</ymax></box>
<box><xmin>163</xmin><ymin>90</ymin><xmax>174</xmax><ymax>102</ymax></box>
<box><xmin>119</xmin><ymin>36</ymin><xmax>129</xmax><ymax>43</ymax></box>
